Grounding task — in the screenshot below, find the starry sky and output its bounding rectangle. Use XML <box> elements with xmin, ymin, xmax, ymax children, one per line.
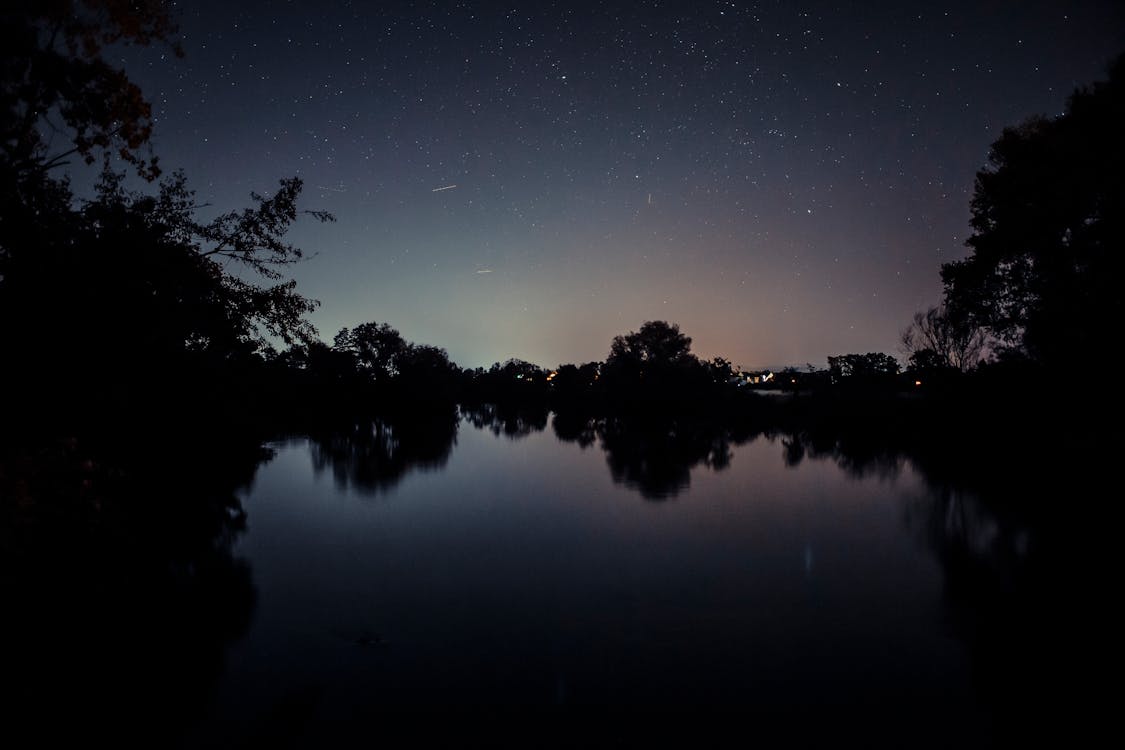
<box><xmin>113</xmin><ymin>0</ymin><xmax>1123</xmax><ymax>370</ymax></box>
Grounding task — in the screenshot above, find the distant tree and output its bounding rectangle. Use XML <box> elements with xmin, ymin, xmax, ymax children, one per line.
<box><xmin>941</xmin><ymin>55</ymin><xmax>1125</xmax><ymax>368</ymax></box>
<box><xmin>458</xmin><ymin>359</ymin><xmax>549</xmax><ymax>404</ymax></box>
<box><xmin>551</xmin><ymin>361</ymin><xmax>600</xmax><ymax>397</ymax></box>
<box><xmin>607</xmin><ymin>321</ymin><xmax>696</xmax><ymax>368</ymax></box>
<box><xmin>827</xmin><ymin>353</ymin><xmax>900</xmax><ymax>383</ymax></box>
<box><xmin>906</xmin><ymin>348</ymin><xmax>950</xmax><ymax>375</ymax></box>
<box><xmin>276</xmin><ymin>340</ymin><xmax>364</xmax><ymax>381</ymax></box>
<box><xmin>900</xmin><ymin>306</ymin><xmax>987</xmax><ymax>373</ymax></box>
<box><xmin>602</xmin><ymin>321</ymin><xmax>707</xmax><ymax>398</ymax></box>
<box><xmin>396</xmin><ymin>343</ymin><xmax>459</xmax><ymax>394</ymax></box>
<box><xmin>333</xmin><ymin>322</ymin><xmax>409</xmax><ymax>382</ymax></box>
<box><xmin>779</xmin><ymin>366</ymin><xmax>803</xmax><ymax>391</ymax></box>
<box><xmin>707</xmin><ymin>357</ymin><xmax>735</xmax><ymax>384</ymax></box>
<box><xmin>0</xmin><ymin>0</ymin><xmax>182</xmax><ymax>182</ymax></box>
<box><xmin>490</xmin><ymin>358</ymin><xmax>547</xmax><ymax>383</ymax></box>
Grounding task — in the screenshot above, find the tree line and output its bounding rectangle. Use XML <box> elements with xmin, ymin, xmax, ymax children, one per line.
<box><xmin>2</xmin><ymin>4</ymin><xmax>1121</xmax><ymax>437</ymax></box>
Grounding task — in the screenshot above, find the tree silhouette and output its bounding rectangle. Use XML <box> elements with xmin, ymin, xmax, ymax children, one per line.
<box><xmin>550</xmin><ymin>361</ymin><xmax>600</xmax><ymax>400</ymax></box>
<box><xmin>827</xmin><ymin>353</ymin><xmax>899</xmax><ymax>379</ymax></box>
<box><xmin>334</xmin><ymin>322</ymin><xmax>410</xmax><ymax>382</ymax></box>
<box><xmin>0</xmin><ymin>1</ymin><xmax>335</xmax><ymax>432</ymax></box>
<box><xmin>900</xmin><ymin>306</ymin><xmax>986</xmax><ymax>373</ymax></box>
<box><xmin>91</xmin><ymin>169</ymin><xmax>327</xmax><ymax>349</ymax></box>
<box><xmin>395</xmin><ymin>342</ymin><xmax>459</xmax><ymax>396</ymax></box>
<box><xmin>0</xmin><ymin>168</ymin><xmax>330</xmax><ymax>428</ymax></box>
<box><xmin>941</xmin><ymin>54</ymin><xmax>1124</xmax><ymax>369</ymax></box>
<box><xmin>602</xmin><ymin>320</ymin><xmax>708</xmax><ymax>399</ymax></box>
<box><xmin>550</xmin><ymin>414</ymin><xmax>741</xmax><ymax>500</ymax></box>
<box><xmin>0</xmin><ymin>0</ymin><xmax>181</xmax><ymax>182</ymax></box>
<box><xmin>607</xmin><ymin>320</ymin><xmax>695</xmax><ymax>368</ymax></box>
<box><xmin>309</xmin><ymin>413</ymin><xmax>459</xmax><ymax>496</ymax></box>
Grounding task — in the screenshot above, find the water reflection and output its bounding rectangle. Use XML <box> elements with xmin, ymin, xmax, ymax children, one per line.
<box><xmin>452</xmin><ymin>408</ymin><xmax>1105</xmax><ymax>741</ymax></box>
<box><xmin>309</xmin><ymin>408</ymin><xmax>459</xmax><ymax>495</ymax></box>
<box><xmin>1</xmin><ymin>437</ymin><xmax>264</xmax><ymax>745</ymax></box>
<box><xmin>596</xmin><ymin>416</ymin><xmax>741</xmax><ymax>499</ymax></box>
<box><xmin>461</xmin><ymin>402</ymin><xmax>548</xmax><ymax>439</ymax></box>
<box><xmin>777</xmin><ymin>427</ymin><xmax>1110</xmax><ymax>745</ymax></box>
<box><xmin>11</xmin><ymin>409</ymin><xmax>1097</xmax><ymax>745</ymax></box>
<box><xmin>779</xmin><ymin>429</ymin><xmax>905</xmax><ymax>480</ymax></box>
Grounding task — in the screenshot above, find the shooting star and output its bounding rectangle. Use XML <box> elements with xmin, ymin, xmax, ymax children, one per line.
<box><xmin>475</xmin><ymin>268</ymin><xmax>493</xmax><ymax>274</ymax></box>
<box><xmin>315</xmin><ymin>185</ymin><xmax>348</xmax><ymax>193</ymax></box>
<box><xmin>432</xmin><ymin>184</ymin><xmax>458</xmax><ymax>192</ymax></box>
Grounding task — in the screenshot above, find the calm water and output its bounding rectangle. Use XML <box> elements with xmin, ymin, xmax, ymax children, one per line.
<box><xmin>173</xmin><ymin>413</ymin><xmax>1015</xmax><ymax>746</ymax></box>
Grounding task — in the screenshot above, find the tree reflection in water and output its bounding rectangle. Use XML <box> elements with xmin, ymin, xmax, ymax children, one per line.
<box><xmin>461</xmin><ymin>403</ymin><xmax>548</xmax><ymax>440</ymax></box>
<box><xmin>459</xmin><ymin>407</ymin><xmax>1108</xmax><ymax>742</ymax></box>
<box><xmin>1</xmin><ymin>436</ymin><xmax>265</xmax><ymax>745</ymax></box>
<box><xmin>550</xmin><ymin>411</ymin><xmax>750</xmax><ymax>500</ymax></box>
<box><xmin>309</xmin><ymin>408</ymin><xmax>460</xmax><ymax>496</ymax></box>
<box><xmin>778</xmin><ymin>428</ymin><xmax>1112</xmax><ymax>745</ymax></box>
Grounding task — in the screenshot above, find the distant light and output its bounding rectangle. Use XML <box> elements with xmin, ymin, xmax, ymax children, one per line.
<box><xmin>915</xmin><ymin>380</ymin><xmax>922</xmax><ymax>386</ymax></box>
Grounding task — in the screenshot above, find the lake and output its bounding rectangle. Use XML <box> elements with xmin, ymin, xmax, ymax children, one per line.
<box><xmin>10</xmin><ymin>406</ymin><xmax>1094</xmax><ymax>747</ymax></box>
<box><xmin>172</xmin><ymin>409</ymin><xmax>1027</xmax><ymax>747</ymax></box>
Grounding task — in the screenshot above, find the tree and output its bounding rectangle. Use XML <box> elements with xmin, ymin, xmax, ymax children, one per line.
<box><xmin>91</xmin><ymin>169</ymin><xmax>328</xmax><ymax>349</ymax></box>
<box><xmin>602</xmin><ymin>321</ymin><xmax>709</xmax><ymax>398</ymax></box>
<box><xmin>333</xmin><ymin>322</ymin><xmax>409</xmax><ymax>381</ymax></box>
<box><xmin>905</xmin><ymin>348</ymin><xmax>950</xmax><ymax>376</ymax></box>
<box><xmin>0</xmin><ymin>0</ymin><xmax>330</xmax><ymax>358</ymax></box>
<box><xmin>395</xmin><ymin>343</ymin><xmax>459</xmax><ymax>394</ymax></box>
<box><xmin>900</xmin><ymin>306</ymin><xmax>986</xmax><ymax>373</ymax></box>
<box><xmin>489</xmin><ymin>358</ymin><xmax>547</xmax><ymax>383</ymax></box>
<box><xmin>827</xmin><ymin>353</ymin><xmax>900</xmax><ymax>383</ymax></box>
<box><xmin>941</xmin><ymin>55</ymin><xmax>1124</xmax><ymax>368</ymax></box>
<box><xmin>0</xmin><ymin>168</ymin><xmax>330</xmax><ymax>426</ymax></box>
<box><xmin>607</xmin><ymin>321</ymin><xmax>696</xmax><ymax>368</ymax></box>
<box><xmin>1</xmin><ymin>0</ymin><xmax>181</xmax><ymax>182</ymax></box>
<box><xmin>0</xmin><ymin>2</ymin><xmax>337</xmax><ymax>432</ymax></box>
<box><xmin>551</xmin><ymin>362</ymin><xmax>600</xmax><ymax>397</ymax></box>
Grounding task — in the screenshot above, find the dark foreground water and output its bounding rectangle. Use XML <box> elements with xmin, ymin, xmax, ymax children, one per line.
<box><xmin>186</xmin><ymin>415</ymin><xmax>1001</xmax><ymax>747</ymax></box>
<box><xmin>7</xmin><ymin>410</ymin><xmax>1102</xmax><ymax>747</ymax></box>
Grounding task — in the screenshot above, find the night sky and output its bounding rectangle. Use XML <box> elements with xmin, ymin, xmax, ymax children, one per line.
<box><xmin>113</xmin><ymin>0</ymin><xmax>1123</xmax><ymax>369</ymax></box>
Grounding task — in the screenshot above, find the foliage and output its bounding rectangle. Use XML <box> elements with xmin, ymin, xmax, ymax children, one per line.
<box><xmin>906</xmin><ymin>348</ymin><xmax>951</xmax><ymax>375</ymax></box>
<box><xmin>941</xmin><ymin>54</ymin><xmax>1125</xmax><ymax>368</ymax></box>
<box><xmin>900</xmin><ymin>306</ymin><xmax>987</xmax><ymax>373</ymax></box>
<box><xmin>331</xmin><ymin>321</ymin><xmax>459</xmax><ymax>395</ymax></box>
<box><xmin>551</xmin><ymin>362</ymin><xmax>600</xmax><ymax>398</ymax></box>
<box><xmin>92</xmin><ymin>169</ymin><xmax>327</xmax><ymax>348</ymax></box>
<box><xmin>707</xmin><ymin>356</ymin><xmax>735</xmax><ymax>383</ymax></box>
<box><xmin>0</xmin><ymin>168</ymin><xmax>329</xmax><ymax>429</ymax></box>
<box><xmin>489</xmin><ymin>358</ymin><xmax>548</xmax><ymax>383</ymax></box>
<box><xmin>601</xmin><ymin>321</ymin><xmax>711</xmax><ymax>400</ymax></box>
<box><xmin>827</xmin><ymin>352</ymin><xmax>900</xmax><ymax>383</ymax></box>
<box><xmin>334</xmin><ymin>322</ymin><xmax>409</xmax><ymax>381</ymax></box>
<box><xmin>607</xmin><ymin>320</ymin><xmax>696</xmax><ymax>368</ymax></box>
<box><xmin>0</xmin><ymin>0</ymin><xmax>182</xmax><ymax>181</ymax></box>
<box><xmin>0</xmin><ymin>0</ymin><xmax>333</xmax><ymax>433</ymax></box>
